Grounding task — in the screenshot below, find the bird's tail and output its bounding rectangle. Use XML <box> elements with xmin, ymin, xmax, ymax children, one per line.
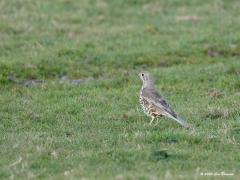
<box><xmin>166</xmin><ymin>114</ymin><xmax>189</xmax><ymax>128</ymax></box>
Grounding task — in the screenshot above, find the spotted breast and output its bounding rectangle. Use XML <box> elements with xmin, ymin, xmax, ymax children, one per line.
<box><xmin>139</xmin><ymin>89</ymin><xmax>162</xmax><ymax>118</ymax></box>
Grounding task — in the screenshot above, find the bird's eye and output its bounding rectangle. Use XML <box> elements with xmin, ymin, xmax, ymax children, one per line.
<box><xmin>141</xmin><ymin>74</ymin><xmax>144</xmax><ymax>76</ymax></box>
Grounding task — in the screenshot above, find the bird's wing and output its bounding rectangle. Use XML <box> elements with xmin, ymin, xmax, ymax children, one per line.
<box><xmin>142</xmin><ymin>89</ymin><xmax>188</xmax><ymax>128</ymax></box>
<box><xmin>142</xmin><ymin>89</ymin><xmax>177</xmax><ymax>117</ymax></box>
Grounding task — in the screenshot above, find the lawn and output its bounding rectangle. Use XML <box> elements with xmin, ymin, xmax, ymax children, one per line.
<box><xmin>0</xmin><ymin>0</ymin><xmax>240</xmax><ymax>179</ymax></box>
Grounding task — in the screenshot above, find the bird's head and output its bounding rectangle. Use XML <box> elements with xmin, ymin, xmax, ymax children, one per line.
<box><xmin>139</xmin><ymin>71</ymin><xmax>154</xmax><ymax>87</ymax></box>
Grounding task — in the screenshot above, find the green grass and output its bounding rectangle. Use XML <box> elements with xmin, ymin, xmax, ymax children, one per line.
<box><xmin>1</xmin><ymin>0</ymin><xmax>240</xmax><ymax>179</ymax></box>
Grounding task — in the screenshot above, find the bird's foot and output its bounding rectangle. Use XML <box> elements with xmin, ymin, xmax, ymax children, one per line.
<box><xmin>149</xmin><ymin>118</ymin><xmax>155</xmax><ymax>125</ymax></box>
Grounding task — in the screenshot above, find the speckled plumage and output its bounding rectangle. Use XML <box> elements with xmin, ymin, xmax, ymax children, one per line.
<box><xmin>139</xmin><ymin>71</ymin><xmax>189</xmax><ymax>128</ymax></box>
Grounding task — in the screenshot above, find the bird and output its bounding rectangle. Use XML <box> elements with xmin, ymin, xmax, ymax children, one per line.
<box><xmin>139</xmin><ymin>71</ymin><xmax>189</xmax><ymax>128</ymax></box>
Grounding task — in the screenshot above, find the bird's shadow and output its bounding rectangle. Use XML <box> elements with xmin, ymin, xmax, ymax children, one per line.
<box><xmin>149</xmin><ymin>150</ymin><xmax>189</xmax><ymax>162</ymax></box>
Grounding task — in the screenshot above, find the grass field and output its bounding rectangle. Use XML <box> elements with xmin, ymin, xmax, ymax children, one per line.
<box><xmin>1</xmin><ymin>0</ymin><xmax>240</xmax><ymax>179</ymax></box>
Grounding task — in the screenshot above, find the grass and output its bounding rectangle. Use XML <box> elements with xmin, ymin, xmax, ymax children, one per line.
<box><xmin>0</xmin><ymin>0</ymin><xmax>240</xmax><ymax>179</ymax></box>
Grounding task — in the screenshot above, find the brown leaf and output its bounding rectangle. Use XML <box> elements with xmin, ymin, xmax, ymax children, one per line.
<box><xmin>176</xmin><ymin>16</ymin><xmax>202</xmax><ymax>22</ymax></box>
<box><xmin>208</xmin><ymin>89</ymin><xmax>222</xmax><ymax>98</ymax></box>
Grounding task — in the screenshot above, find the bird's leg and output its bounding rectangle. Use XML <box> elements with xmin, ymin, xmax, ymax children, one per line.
<box><xmin>154</xmin><ymin>115</ymin><xmax>163</xmax><ymax>126</ymax></box>
<box><xmin>154</xmin><ymin>118</ymin><xmax>160</xmax><ymax>126</ymax></box>
<box><xmin>149</xmin><ymin>116</ymin><xmax>155</xmax><ymax>125</ymax></box>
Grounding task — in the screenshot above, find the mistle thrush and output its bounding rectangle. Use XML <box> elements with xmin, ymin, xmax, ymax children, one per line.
<box><xmin>139</xmin><ymin>71</ymin><xmax>189</xmax><ymax>128</ymax></box>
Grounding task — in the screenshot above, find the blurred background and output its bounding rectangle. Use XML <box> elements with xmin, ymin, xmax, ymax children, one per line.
<box><xmin>1</xmin><ymin>0</ymin><xmax>240</xmax><ymax>179</ymax></box>
<box><xmin>1</xmin><ymin>0</ymin><xmax>239</xmax><ymax>84</ymax></box>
